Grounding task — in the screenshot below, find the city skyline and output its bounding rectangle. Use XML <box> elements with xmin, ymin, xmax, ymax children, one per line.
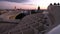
<box><xmin>0</xmin><ymin>0</ymin><xmax>60</xmax><ymax>9</ymax></box>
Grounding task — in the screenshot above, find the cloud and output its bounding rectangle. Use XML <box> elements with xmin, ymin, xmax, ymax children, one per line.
<box><xmin>0</xmin><ymin>0</ymin><xmax>29</xmax><ymax>3</ymax></box>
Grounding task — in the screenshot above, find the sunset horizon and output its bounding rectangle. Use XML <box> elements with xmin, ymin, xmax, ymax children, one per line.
<box><xmin>0</xmin><ymin>0</ymin><xmax>60</xmax><ymax>9</ymax></box>
<box><xmin>0</xmin><ymin>1</ymin><xmax>48</xmax><ymax>10</ymax></box>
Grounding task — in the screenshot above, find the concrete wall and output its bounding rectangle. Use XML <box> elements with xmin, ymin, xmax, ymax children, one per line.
<box><xmin>47</xmin><ymin>5</ymin><xmax>60</xmax><ymax>25</ymax></box>
<box><xmin>46</xmin><ymin>4</ymin><xmax>60</xmax><ymax>34</ymax></box>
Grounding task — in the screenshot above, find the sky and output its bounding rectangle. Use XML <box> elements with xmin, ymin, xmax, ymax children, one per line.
<box><xmin>0</xmin><ymin>0</ymin><xmax>60</xmax><ymax>9</ymax></box>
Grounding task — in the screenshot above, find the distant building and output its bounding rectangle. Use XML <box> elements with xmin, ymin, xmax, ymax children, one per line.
<box><xmin>37</xmin><ymin>6</ymin><xmax>43</xmax><ymax>13</ymax></box>
<box><xmin>37</xmin><ymin>6</ymin><xmax>40</xmax><ymax>12</ymax></box>
<box><xmin>38</xmin><ymin>6</ymin><xmax>40</xmax><ymax>10</ymax></box>
<box><xmin>14</xmin><ymin>6</ymin><xmax>16</xmax><ymax>10</ymax></box>
<box><xmin>31</xmin><ymin>10</ymin><xmax>36</xmax><ymax>14</ymax></box>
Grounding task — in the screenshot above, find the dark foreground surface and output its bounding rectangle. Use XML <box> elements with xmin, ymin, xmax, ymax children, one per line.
<box><xmin>0</xmin><ymin>13</ymin><xmax>50</xmax><ymax>34</ymax></box>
